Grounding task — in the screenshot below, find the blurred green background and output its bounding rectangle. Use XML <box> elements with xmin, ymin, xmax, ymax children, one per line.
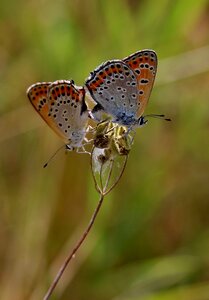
<box><xmin>1</xmin><ymin>0</ymin><xmax>209</xmax><ymax>299</ymax></box>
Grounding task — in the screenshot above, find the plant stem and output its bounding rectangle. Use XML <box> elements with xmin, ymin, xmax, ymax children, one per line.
<box><xmin>43</xmin><ymin>193</ymin><xmax>104</xmax><ymax>300</ymax></box>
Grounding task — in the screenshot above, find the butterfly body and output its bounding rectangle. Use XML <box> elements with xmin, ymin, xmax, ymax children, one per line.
<box><xmin>27</xmin><ymin>80</ymin><xmax>89</xmax><ymax>151</ymax></box>
<box><xmin>85</xmin><ymin>50</ymin><xmax>157</xmax><ymax>129</ymax></box>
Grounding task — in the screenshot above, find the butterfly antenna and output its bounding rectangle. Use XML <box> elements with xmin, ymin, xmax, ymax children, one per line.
<box><xmin>43</xmin><ymin>145</ymin><xmax>65</xmax><ymax>168</ymax></box>
<box><xmin>145</xmin><ymin>114</ymin><xmax>171</xmax><ymax>121</ymax></box>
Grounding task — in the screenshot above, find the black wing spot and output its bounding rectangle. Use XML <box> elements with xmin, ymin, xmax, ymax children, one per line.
<box><xmin>140</xmin><ymin>79</ymin><xmax>149</xmax><ymax>84</ymax></box>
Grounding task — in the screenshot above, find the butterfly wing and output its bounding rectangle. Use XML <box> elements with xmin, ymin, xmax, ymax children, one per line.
<box><xmin>27</xmin><ymin>82</ymin><xmax>69</xmax><ymax>142</ymax></box>
<box><xmin>47</xmin><ymin>80</ymin><xmax>89</xmax><ymax>147</ymax></box>
<box><xmin>27</xmin><ymin>81</ymin><xmax>89</xmax><ymax>147</ymax></box>
<box><xmin>123</xmin><ymin>50</ymin><xmax>157</xmax><ymax>118</ymax></box>
<box><xmin>85</xmin><ymin>60</ymin><xmax>139</xmax><ymax>125</ymax></box>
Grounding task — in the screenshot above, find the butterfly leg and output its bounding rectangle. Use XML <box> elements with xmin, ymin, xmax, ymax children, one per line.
<box><xmin>76</xmin><ymin>146</ymin><xmax>91</xmax><ymax>155</ymax></box>
<box><xmin>83</xmin><ymin>137</ymin><xmax>94</xmax><ymax>145</ymax></box>
<box><xmin>86</xmin><ymin>125</ymin><xmax>94</xmax><ymax>132</ymax></box>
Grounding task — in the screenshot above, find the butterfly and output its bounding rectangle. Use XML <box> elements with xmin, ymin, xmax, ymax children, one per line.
<box><xmin>27</xmin><ymin>80</ymin><xmax>90</xmax><ymax>152</ymax></box>
<box><xmin>85</xmin><ymin>50</ymin><xmax>166</xmax><ymax>129</ymax></box>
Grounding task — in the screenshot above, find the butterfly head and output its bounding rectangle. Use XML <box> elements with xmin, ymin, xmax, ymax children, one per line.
<box><xmin>66</xmin><ymin>144</ymin><xmax>75</xmax><ymax>151</ymax></box>
<box><xmin>136</xmin><ymin>116</ymin><xmax>148</xmax><ymax>127</ymax></box>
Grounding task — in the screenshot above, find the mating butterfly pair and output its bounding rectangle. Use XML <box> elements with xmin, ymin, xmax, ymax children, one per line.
<box><xmin>27</xmin><ymin>50</ymin><xmax>158</xmax><ymax>152</ymax></box>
